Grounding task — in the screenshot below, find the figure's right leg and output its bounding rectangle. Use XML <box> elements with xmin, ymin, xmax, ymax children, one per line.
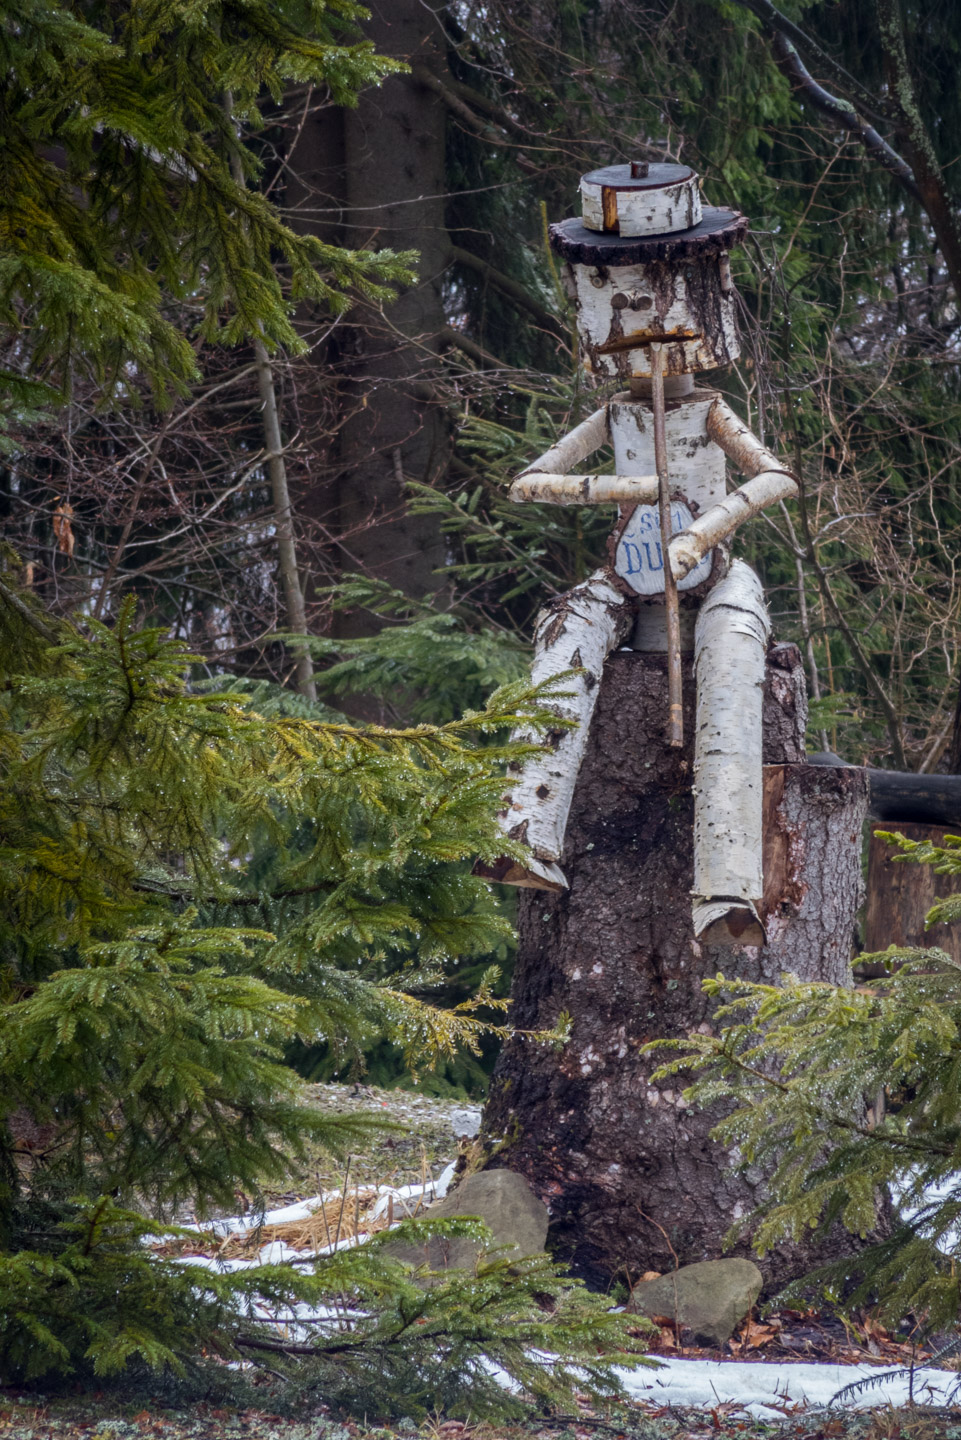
<box><xmin>474</xmin><ymin>569</ymin><xmax>635</xmax><ymax>891</ymax></box>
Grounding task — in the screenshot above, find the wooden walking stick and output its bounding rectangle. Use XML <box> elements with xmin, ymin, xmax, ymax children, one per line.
<box><xmin>650</xmin><ymin>342</ymin><xmax>684</xmax><ymax>747</ymax></box>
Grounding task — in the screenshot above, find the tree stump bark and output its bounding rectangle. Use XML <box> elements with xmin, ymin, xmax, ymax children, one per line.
<box><xmin>480</xmin><ymin>642</ymin><xmax>869</xmax><ymax>1292</ymax></box>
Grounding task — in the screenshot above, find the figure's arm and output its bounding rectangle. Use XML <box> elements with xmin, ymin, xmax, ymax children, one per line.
<box><xmin>509</xmin><ymin>405</ymin><xmax>658</xmax><ymax>507</ymax></box>
<box><xmin>668</xmin><ymin>397</ymin><xmax>798</xmax><ymax>579</ymax></box>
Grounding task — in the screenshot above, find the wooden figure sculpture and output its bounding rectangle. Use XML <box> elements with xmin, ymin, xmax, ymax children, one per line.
<box><xmin>483</xmin><ymin>162</ymin><xmax>797</xmax><ymax>946</ymax></box>
<box><xmin>476</xmin><ymin>166</ymin><xmax>873</xmax><ymax>1284</ymax></box>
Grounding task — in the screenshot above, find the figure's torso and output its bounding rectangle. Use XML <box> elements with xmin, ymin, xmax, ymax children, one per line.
<box><xmin>608</xmin><ymin>391</ymin><xmax>726</xmax><ymax>597</ymax></box>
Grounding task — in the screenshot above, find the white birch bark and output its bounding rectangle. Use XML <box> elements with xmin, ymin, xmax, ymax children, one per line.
<box><xmin>668</xmin><ymin>470</ymin><xmax>799</xmax><ymax>580</ymax></box>
<box><xmin>706</xmin><ymin>397</ymin><xmax>794</xmax><ymax>478</ymax></box>
<box><xmin>520</xmin><ymin>407</ymin><xmax>610</xmax><ymax>478</ymax></box>
<box><xmin>692</xmin><ymin>561</ymin><xmax>771</xmax><ymax>943</ymax></box>
<box><xmin>568</xmin><ymin>262</ymin><xmax>740</xmax><ymax>379</ymax></box>
<box><xmin>495</xmin><ymin>569</ymin><xmax>635</xmax><ymax>889</ymax></box>
<box><xmin>580</xmin><ymin>174</ymin><xmax>702</xmax><ymax>236</ymax></box>
<box><xmin>609</xmin><ymin>396</ymin><xmax>727</xmax><ymax>510</ymax></box>
<box><xmin>513</xmin><ymin>404</ymin><xmax>658</xmax><ymax>507</ymax></box>
<box><xmin>510</xmin><ymin>474</ymin><xmax>658</xmax><ymax>506</ymax></box>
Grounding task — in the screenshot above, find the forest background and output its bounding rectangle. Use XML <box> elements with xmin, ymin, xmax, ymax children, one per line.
<box><xmin>7</xmin><ymin>0</ymin><xmax>959</xmax><ymax>1093</ymax></box>
<box><xmin>4</xmin><ymin>0</ymin><xmax>961</xmax><ymax>1085</ymax></box>
<box><xmin>3</xmin><ymin>0</ymin><xmax>961</xmax><ymax>1401</ymax></box>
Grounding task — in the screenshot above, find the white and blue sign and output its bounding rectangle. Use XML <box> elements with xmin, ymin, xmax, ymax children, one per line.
<box><xmin>615</xmin><ymin>501</ymin><xmax>711</xmax><ymax>595</ymax></box>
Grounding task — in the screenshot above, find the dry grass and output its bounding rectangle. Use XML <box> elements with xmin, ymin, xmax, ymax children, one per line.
<box><xmin>158</xmin><ymin>1145</ymin><xmax>452</xmax><ymax>1262</ymax></box>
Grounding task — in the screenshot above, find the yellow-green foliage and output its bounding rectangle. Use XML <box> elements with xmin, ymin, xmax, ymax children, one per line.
<box><xmin>0</xmin><ymin>575</ymin><xmax>643</xmax><ymax>1401</ymax></box>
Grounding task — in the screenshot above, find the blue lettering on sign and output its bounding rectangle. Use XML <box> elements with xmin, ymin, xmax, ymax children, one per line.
<box><xmin>621</xmin><ymin>541</ymin><xmax>643</xmax><ymax>575</ymax></box>
<box><xmin>614</xmin><ymin>501</ymin><xmax>713</xmax><ymax>596</ymax></box>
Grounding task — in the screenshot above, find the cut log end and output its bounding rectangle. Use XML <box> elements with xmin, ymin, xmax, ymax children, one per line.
<box><xmin>693</xmin><ymin>899</ymin><xmax>766</xmax><ymax>948</ymax></box>
<box><xmin>472</xmin><ymin>855</ymin><xmax>569</xmax><ymax>892</ymax></box>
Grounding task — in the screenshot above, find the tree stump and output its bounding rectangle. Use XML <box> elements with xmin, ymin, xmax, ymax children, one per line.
<box><xmin>480</xmin><ymin>643</ymin><xmax>869</xmax><ymax>1292</ymax></box>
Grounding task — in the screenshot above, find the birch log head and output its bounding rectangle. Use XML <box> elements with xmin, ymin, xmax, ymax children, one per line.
<box><xmin>549</xmin><ymin>209</ymin><xmax>747</xmax><ymax>380</ymax></box>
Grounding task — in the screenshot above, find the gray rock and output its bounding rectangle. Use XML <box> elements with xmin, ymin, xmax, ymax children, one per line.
<box><xmin>628</xmin><ymin>1258</ymin><xmax>763</xmax><ymax>1345</ymax></box>
<box><xmin>449</xmin><ymin>1106</ymin><xmax>482</xmax><ymax>1138</ymax></box>
<box><xmin>384</xmin><ymin>1168</ymin><xmax>549</xmax><ymax>1272</ymax></box>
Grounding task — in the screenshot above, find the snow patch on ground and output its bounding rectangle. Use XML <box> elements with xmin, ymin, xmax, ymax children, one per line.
<box><xmin>619</xmin><ymin>1357</ymin><xmax>959</xmax><ymax>1412</ymax></box>
<box><xmin>167</xmin><ymin>1091</ymin><xmax>961</xmax><ymax>1415</ymax></box>
<box><xmin>184</xmin><ymin>1166</ymin><xmax>456</xmax><ymax>1253</ymax></box>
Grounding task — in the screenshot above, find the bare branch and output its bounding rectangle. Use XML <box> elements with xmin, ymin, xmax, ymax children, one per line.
<box><xmin>449</xmin><ymin>246</ymin><xmax>567</xmax><ymax>341</ymax></box>
<box><xmin>769</xmin><ymin>31</ymin><xmax>921</xmax><ymax>205</ymax></box>
<box><xmin>732</xmin><ymin>0</ymin><xmax>892</xmax><ymax>123</ymax></box>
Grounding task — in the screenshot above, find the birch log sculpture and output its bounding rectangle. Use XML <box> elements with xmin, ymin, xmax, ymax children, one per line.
<box><xmin>475</xmin><ymin>159</ymin><xmax>873</xmax><ymax>1290</ymax></box>
<box><xmin>692</xmin><ymin>561</ymin><xmax>770</xmax><ymax>944</ymax></box>
<box><xmin>484</xmin><ymin>161</ymin><xmax>800</xmax><ymax>928</ymax></box>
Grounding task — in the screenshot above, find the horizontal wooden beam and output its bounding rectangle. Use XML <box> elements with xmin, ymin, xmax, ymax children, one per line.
<box><xmin>808</xmin><ymin>752</ymin><xmax>961</xmax><ymax>827</ymax></box>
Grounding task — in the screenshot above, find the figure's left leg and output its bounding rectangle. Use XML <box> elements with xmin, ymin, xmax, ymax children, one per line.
<box><xmin>692</xmin><ymin>560</ymin><xmax>771</xmax><ymax>945</ymax></box>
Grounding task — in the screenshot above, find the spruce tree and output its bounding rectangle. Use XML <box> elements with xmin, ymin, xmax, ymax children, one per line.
<box><xmin>0</xmin><ymin>566</ymin><xmax>652</xmax><ymax>1402</ymax></box>
<box><xmin>0</xmin><ymin>0</ymin><xmax>411</xmax><ymax>410</ymax></box>
<box><xmin>0</xmin><ymin>4</ymin><xmax>651</xmax><ymax>1403</ymax></box>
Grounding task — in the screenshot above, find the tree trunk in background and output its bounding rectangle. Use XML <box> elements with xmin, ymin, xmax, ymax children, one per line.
<box><xmin>286</xmin><ymin>0</ymin><xmax>449</xmax><ymax>623</ymax></box>
<box><xmin>480</xmin><ymin>643</ymin><xmax>870</xmax><ymax>1294</ymax></box>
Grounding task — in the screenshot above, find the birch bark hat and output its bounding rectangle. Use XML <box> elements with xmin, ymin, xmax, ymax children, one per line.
<box><xmin>551</xmin><ymin>161</ymin><xmax>748</xmax><ymax>380</ymax></box>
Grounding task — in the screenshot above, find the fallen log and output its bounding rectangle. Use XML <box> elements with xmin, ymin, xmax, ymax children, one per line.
<box><xmin>807</xmin><ymin>753</ymin><xmax>961</xmax><ymax>827</ymax></box>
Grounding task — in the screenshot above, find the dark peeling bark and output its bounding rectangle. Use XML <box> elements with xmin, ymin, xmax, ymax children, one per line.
<box><xmin>481</xmin><ymin>643</ymin><xmax>869</xmax><ymax>1292</ymax></box>
<box><xmin>762</xmin><ymin>640</ymin><xmax>807</xmax><ymax>763</ymax></box>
